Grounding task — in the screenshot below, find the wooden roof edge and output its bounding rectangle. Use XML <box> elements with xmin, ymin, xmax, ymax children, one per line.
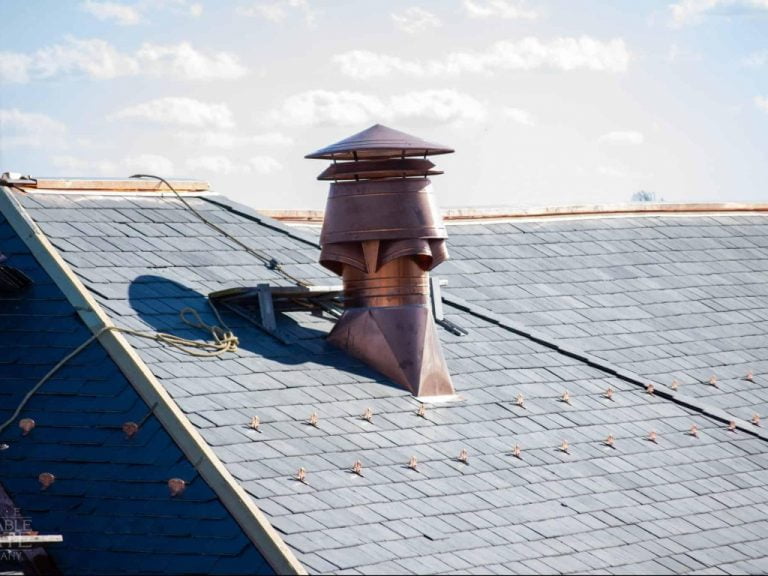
<box><xmin>439</xmin><ymin>202</ymin><xmax>768</xmax><ymax>220</ymax></box>
<box><xmin>5</xmin><ymin>177</ymin><xmax>210</xmax><ymax>192</ymax></box>
<box><xmin>263</xmin><ymin>202</ymin><xmax>768</xmax><ymax>223</ymax></box>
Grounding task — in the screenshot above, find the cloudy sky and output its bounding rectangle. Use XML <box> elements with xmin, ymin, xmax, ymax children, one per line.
<box><xmin>1</xmin><ymin>0</ymin><xmax>767</xmax><ymax>210</ymax></box>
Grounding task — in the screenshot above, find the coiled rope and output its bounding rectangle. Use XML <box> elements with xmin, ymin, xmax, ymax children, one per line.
<box><xmin>0</xmin><ymin>303</ymin><xmax>238</xmax><ymax>435</ymax></box>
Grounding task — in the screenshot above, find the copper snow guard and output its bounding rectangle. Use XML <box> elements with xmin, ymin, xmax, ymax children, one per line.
<box><xmin>309</xmin><ymin>124</ymin><xmax>455</xmax><ymax>398</ymax></box>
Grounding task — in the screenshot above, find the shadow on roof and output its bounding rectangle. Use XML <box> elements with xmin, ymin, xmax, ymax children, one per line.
<box><xmin>127</xmin><ymin>274</ymin><xmax>402</xmax><ymax>389</ymax></box>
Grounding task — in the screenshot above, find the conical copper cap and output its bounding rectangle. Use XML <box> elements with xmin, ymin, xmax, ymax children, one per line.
<box><xmin>305</xmin><ymin>124</ymin><xmax>454</xmax><ymax>160</ymax></box>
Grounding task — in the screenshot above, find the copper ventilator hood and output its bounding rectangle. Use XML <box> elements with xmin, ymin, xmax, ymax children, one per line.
<box><xmin>306</xmin><ymin>124</ymin><xmax>455</xmax><ymax>397</ymax></box>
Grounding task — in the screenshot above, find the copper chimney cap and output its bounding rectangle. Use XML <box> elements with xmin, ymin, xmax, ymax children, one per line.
<box><xmin>305</xmin><ymin>124</ymin><xmax>454</xmax><ymax>161</ymax></box>
<box><xmin>308</xmin><ymin>124</ymin><xmax>455</xmax><ymax>398</ymax></box>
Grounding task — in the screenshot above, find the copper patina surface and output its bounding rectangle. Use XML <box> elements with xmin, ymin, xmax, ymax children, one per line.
<box><xmin>308</xmin><ymin>124</ymin><xmax>455</xmax><ymax>397</ymax></box>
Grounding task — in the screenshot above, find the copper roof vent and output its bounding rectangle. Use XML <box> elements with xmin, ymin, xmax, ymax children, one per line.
<box><xmin>306</xmin><ymin>124</ymin><xmax>455</xmax><ymax>397</ymax></box>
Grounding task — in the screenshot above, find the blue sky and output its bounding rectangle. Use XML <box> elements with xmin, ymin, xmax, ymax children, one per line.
<box><xmin>1</xmin><ymin>0</ymin><xmax>766</xmax><ymax>210</ymax></box>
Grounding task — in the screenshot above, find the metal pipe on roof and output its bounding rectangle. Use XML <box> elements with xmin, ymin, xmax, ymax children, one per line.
<box><xmin>307</xmin><ymin>124</ymin><xmax>455</xmax><ymax>397</ymax></box>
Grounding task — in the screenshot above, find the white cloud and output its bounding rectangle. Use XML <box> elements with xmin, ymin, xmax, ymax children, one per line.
<box><xmin>270</xmin><ymin>91</ymin><xmax>387</xmax><ymax>126</ymax></box>
<box><xmin>122</xmin><ymin>154</ymin><xmax>176</xmax><ymax>175</ymax></box>
<box><xmin>112</xmin><ymin>97</ymin><xmax>235</xmax><ymax>128</ymax></box>
<box><xmin>755</xmin><ymin>96</ymin><xmax>768</xmax><ymax>112</ymax></box>
<box><xmin>0</xmin><ymin>53</ymin><xmax>32</xmax><ymax>84</ymax></box>
<box><xmin>79</xmin><ymin>0</ymin><xmax>203</xmax><ymax>24</ymax></box>
<box><xmin>391</xmin><ymin>7</ymin><xmax>442</xmax><ymax>34</ymax></box>
<box><xmin>390</xmin><ymin>90</ymin><xmax>487</xmax><ymax>123</ymax></box>
<box><xmin>333</xmin><ymin>52</ymin><xmax>422</xmax><ymax>79</ymax></box>
<box><xmin>502</xmin><ymin>107</ymin><xmax>535</xmax><ymax>126</ymax></box>
<box><xmin>669</xmin><ymin>0</ymin><xmax>768</xmax><ymax>26</ymax></box>
<box><xmin>154</xmin><ymin>0</ymin><xmax>203</xmax><ymax>16</ymax></box>
<box><xmin>26</xmin><ymin>37</ymin><xmax>139</xmax><ymax>81</ymax></box>
<box><xmin>185</xmin><ymin>155</ymin><xmax>283</xmax><ymax>175</ymax></box>
<box><xmin>176</xmin><ymin>131</ymin><xmax>294</xmax><ymax>148</ymax></box>
<box><xmin>0</xmin><ymin>37</ymin><xmax>247</xmax><ymax>84</ymax></box>
<box><xmin>51</xmin><ymin>153</ymin><xmax>175</xmax><ymax>176</ymax></box>
<box><xmin>52</xmin><ymin>155</ymin><xmax>118</xmax><ymax>175</ymax></box>
<box><xmin>598</xmin><ymin>164</ymin><xmax>631</xmax><ymax>178</ymax></box>
<box><xmin>79</xmin><ymin>1</ymin><xmax>141</xmax><ymax>25</ymax></box>
<box><xmin>463</xmin><ymin>0</ymin><xmax>537</xmax><ymax>19</ymax></box>
<box><xmin>135</xmin><ymin>42</ymin><xmax>247</xmax><ymax>80</ymax></box>
<box><xmin>742</xmin><ymin>50</ymin><xmax>768</xmax><ymax>67</ymax></box>
<box><xmin>237</xmin><ymin>0</ymin><xmax>316</xmax><ymax>25</ymax></box>
<box><xmin>598</xmin><ymin>130</ymin><xmax>644</xmax><ymax>145</ymax></box>
<box><xmin>0</xmin><ymin>109</ymin><xmax>68</xmax><ymax>148</ymax></box>
<box><xmin>248</xmin><ymin>156</ymin><xmax>283</xmax><ymax>174</ymax></box>
<box><xmin>666</xmin><ymin>43</ymin><xmax>701</xmax><ymax>62</ymax></box>
<box><xmin>266</xmin><ymin>89</ymin><xmax>487</xmax><ymax>127</ymax></box>
<box><xmin>333</xmin><ymin>37</ymin><xmax>630</xmax><ymax>79</ymax></box>
<box><xmin>598</xmin><ymin>164</ymin><xmax>651</xmax><ymax>179</ymax></box>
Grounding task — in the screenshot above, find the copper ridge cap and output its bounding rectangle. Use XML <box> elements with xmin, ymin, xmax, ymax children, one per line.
<box><xmin>305</xmin><ymin>124</ymin><xmax>454</xmax><ymax>160</ymax></box>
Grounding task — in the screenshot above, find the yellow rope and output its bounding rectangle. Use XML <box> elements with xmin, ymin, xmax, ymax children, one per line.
<box><xmin>0</xmin><ymin>304</ymin><xmax>238</xmax><ymax>434</ymax></box>
<box><xmin>130</xmin><ymin>174</ymin><xmax>311</xmax><ymax>287</ymax></box>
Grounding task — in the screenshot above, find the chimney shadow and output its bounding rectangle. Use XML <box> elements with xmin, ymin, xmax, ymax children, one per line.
<box><xmin>127</xmin><ymin>274</ymin><xmax>400</xmax><ymax>387</ymax></box>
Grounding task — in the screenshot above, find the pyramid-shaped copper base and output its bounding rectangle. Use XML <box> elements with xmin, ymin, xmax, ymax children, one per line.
<box><xmin>327</xmin><ymin>306</ymin><xmax>454</xmax><ymax>397</ymax></box>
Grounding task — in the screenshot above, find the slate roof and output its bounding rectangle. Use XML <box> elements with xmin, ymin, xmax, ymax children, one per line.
<box><xmin>0</xmin><ymin>207</ymin><xmax>273</xmax><ymax>574</ymax></box>
<box><xmin>3</xmin><ymin>187</ymin><xmax>768</xmax><ymax>575</ymax></box>
<box><xmin>437</xmin><ymin>215</ymin><xmax>768</xmax><ymax>424</ymax></box>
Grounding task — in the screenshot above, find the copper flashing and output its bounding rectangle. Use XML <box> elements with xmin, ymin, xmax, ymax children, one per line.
<box><xmin>327</xmin><ymin>305</ymin><xmax>452</xmax><ymax>397</ymax></box>
<box><xmin>308</xmin><ymin>124</ymin><xmax>455</xmax><ymax>397</ymax></box>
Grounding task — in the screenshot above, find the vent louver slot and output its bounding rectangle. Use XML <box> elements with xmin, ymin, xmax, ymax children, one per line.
<box><xmin>0</xmin><ymin>265</ymin><xmax>33</xmax><ymax>293</ymax></box>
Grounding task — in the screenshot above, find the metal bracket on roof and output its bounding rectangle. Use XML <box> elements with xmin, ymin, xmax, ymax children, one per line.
<box><xmin>430</xmin><ymin>276</ymin><xmax>468</xmax><ymax>336</ymax></box>
<box><xmin>209</xmin><ymin>283</ymin><xmax>344</xmax><ymax>345</ymax></box>
<box><xmin>257</xmin><ymin>284</ymin><xmax>277</xmax><ymax>333</ymax></box>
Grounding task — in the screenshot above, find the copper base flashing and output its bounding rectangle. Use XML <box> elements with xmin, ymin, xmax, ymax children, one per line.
<box><xmin>327</xmin><ymin>305</ymin><xmax>454</xmax><ymax>397</ymax></box>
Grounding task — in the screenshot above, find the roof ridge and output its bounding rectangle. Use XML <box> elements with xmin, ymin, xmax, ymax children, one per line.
<box><xmin>0</xmin><ymin>185</ymin><xmax>307</xmax><ymax>576</ymax></box>
<box><xmin>442</xmin><ymin>292</ymin><xmax>768</xmax><ymax>443</ymax></box>
<box><xmin>260</xmin><ymin>203</ymin><xmax>768</xmax><ymax>223</ymax></box>
<box><xmin>194</xmin><ymin>195</ymin><xmax>768</xmax><ymax>441</ymax></box>
<box><xmin>137</xmin><ymin>189</ymin><xmax>767</xmax><ymax>439</ymax></box>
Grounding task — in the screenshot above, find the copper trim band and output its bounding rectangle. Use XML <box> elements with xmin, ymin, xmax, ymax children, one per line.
<box><xmin>343</xmin><ymin>280</ymin><xmax>429</xmax><ymax>293</ymax></box>
<box><xmin>320</xmin><ymin>178</ymin><xmax>447</xmax><ymax>244</ymax></box>
<box><xmin>344</xmin><ymin>296</ymin><xmax>428</xmax><ymax>308</ymax></box>
<box><xmin>341</xmin><ymin>258</ymin><xmax>430</xmax><ymax>308</ymax></box>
